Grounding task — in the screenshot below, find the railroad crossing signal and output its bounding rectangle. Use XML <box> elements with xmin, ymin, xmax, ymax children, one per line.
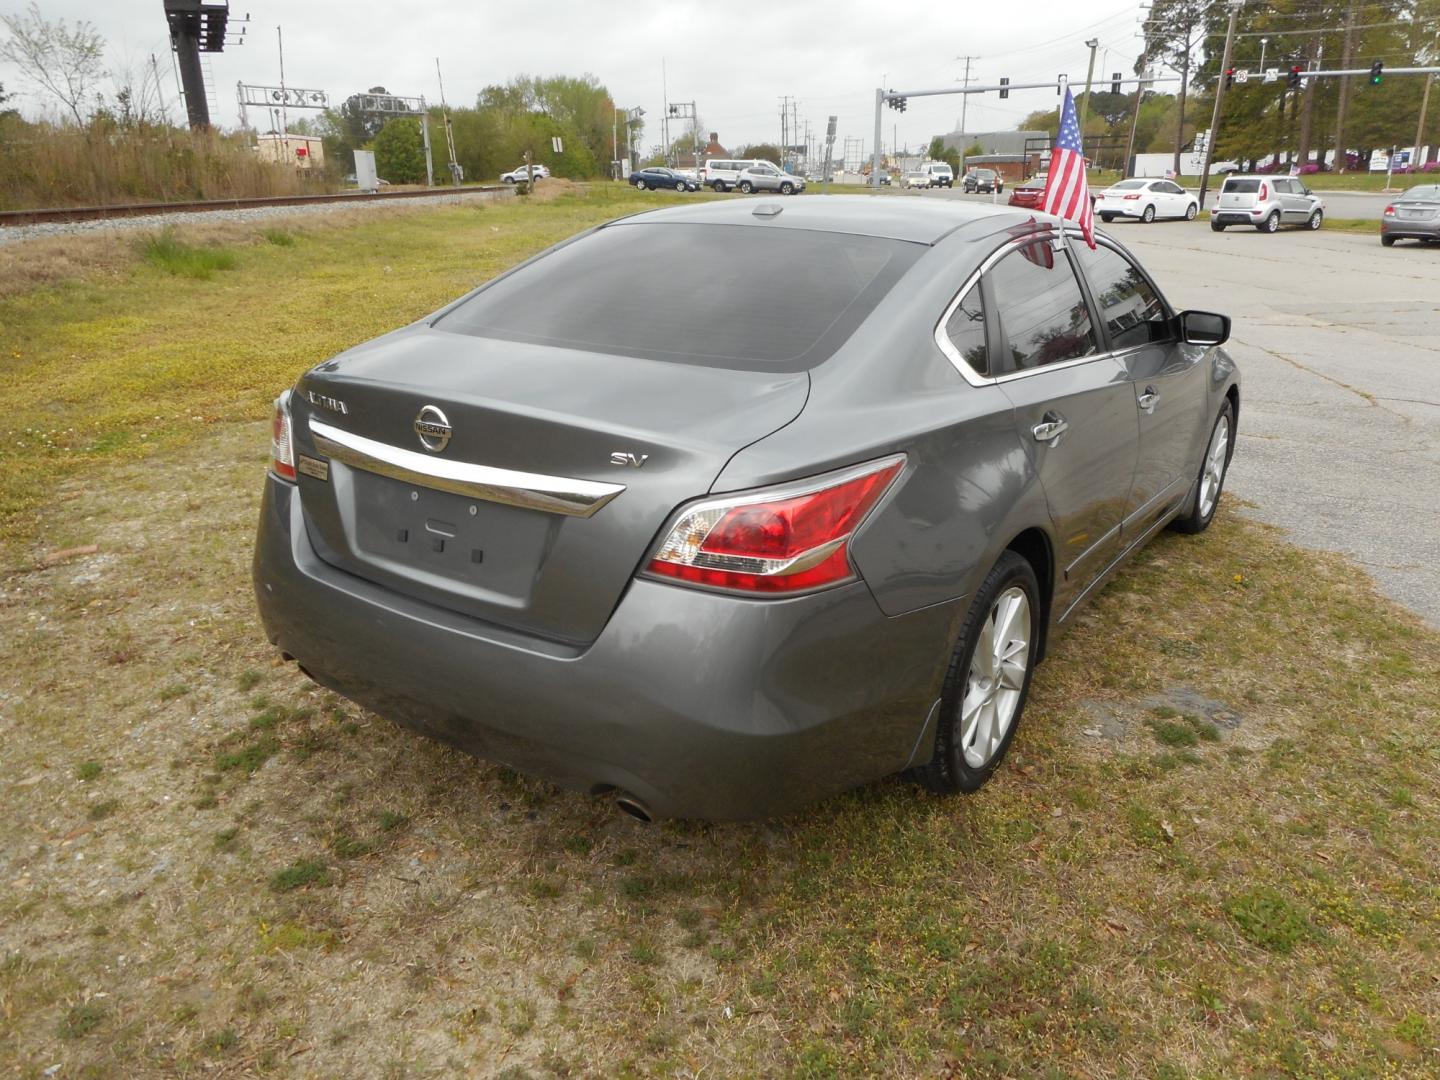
<box><xmin>999</xmin><ymin>77</ymin><xmax>1010</xmax><ymax>99</ymax></box>
<box><xmin>1288</xmin><ymin>65</ymin><xmax>1304</xmax><ymax>89</ymax></box>
<box><xmin>1225</xmin><ymin>68</ymin><xmax>1236</xmax><ymax>88</ymax></box>
<box><xmin>1370</xmin><ymin>60</ymin><xmax>1384</xmax><ymax>85</ymax></box>
<box><xmin>1110</xmin><ymin>71</ymin><xmax>1122</xmax><ymax>94</ymax></box>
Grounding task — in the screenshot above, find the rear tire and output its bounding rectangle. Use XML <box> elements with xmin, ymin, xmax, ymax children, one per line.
<box><xmin>738</xmin><ymin>181</ymin><xmax>753</xmax><ymax>194</ymax></box>
<box><xmin>1259</xmin><ymin>211</ymin><xmax>1280</xmax><ymax>233</ymax></box>
<box><xmin>1171</xmin><ymin>401</ymin><xmax>1234</xmax><ymax>535</ymax></box>
<box><xmin>636</xmin><ymin>180</ymin><xmax>648</xmax><ymax>191</ymax></box>
<box><xmin>1185</xmin><ymin>202</ymin><xmax>1198</xmax><ymax>220</ymax></box>
<box><xmin>780</xmin><ymin>181</ymin><xmax>794</xmax><ymax>195</ymax></box>
<box><xmin>712</xmin><ymin>181</ymin><xmax>726</xmax><ymax>193</ymax></box>
<box><xmin>1381</xmin><ymin>234</ymin><xmax>1397</xmax><ymax>247</ymax></box>
<box><xmin>1101</xmin><ymin>213</ymin><xmax>1116</xmax><ymax>223</ymax></box>
<box><xmin>1211</xmin><ymin>221</ymin><xmax>1227</xmax><ymax>231</ymax></box>
<box><xmin>1142</xmin><ymin>204</ymin><xmax>1156</xmax><ymax>223</ymax></box>
<box><xmin>913</xmin><ymin>551</ymin><xmax>1041</xmax><ymax>796</ymax></box>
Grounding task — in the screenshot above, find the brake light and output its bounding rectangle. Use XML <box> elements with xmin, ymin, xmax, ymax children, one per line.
<box><xmin>1123</xmin><ymin>194</ymin><xmax>1142</xmax><ymax>200</ymax></box>
<box><xmin>1383</xmin><ymin>204</ymin><xmax>1396</xmax><ymax>216</ymax></box>
<box><xmin>646</xmin><ymin>456</ymin><xmax>906</xmax><ymax>594</ymax></box>
<box><xmin>1259</xmin><ymin>182</ymin><xmax>1269</xmax><ymax>200</ymax></box>
<box><xmin>270</xmin><ymin>390</ymin><xmax>296</xmax><ymax>481</ymax></box>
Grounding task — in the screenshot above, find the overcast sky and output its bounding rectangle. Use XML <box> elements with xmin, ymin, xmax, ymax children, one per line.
<box><xmin>3</xmin><ymin>1</ymin><xmax>1153</xmax><ymax>158</ymax></box>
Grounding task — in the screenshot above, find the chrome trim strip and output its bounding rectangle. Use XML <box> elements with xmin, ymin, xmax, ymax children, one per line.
<box><xmin>933</xmin><ymin>228</ymin><xmax>1155</xmax><ymax>388</ymax></box>
<box><xmin>307</xmin><ymin>418</ymin><xmax>625</xmax><ymax>518</ymax></box>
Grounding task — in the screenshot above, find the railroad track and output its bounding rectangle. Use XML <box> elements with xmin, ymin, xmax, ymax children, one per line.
<box><xmin>0</xmin><ymin>184</ymin><xmax>513</xmax><ymax>227</ymax></box>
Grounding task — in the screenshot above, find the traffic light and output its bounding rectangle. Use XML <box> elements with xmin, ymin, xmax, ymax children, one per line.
<box><xmin>898</xmin><ymin>97</ymin><xmax>907</xmax><ymax>113</ymax></box>
<box><xmin>1225</xmin><ymin>67</ymin><xmax>1236</xmax><ymax>89</ymax></box>
<box><xmin>887</xmin><ymin>95</ymin><xmax>907</xmax><ymax>112</ymax></box>
<box><xmin>1111</xmin><ymin>72</ymin><xmax>1122</xmax><ymax>95</ymax></box>
<box><xmin>1369</xmin><ymin>60</ymin><xmax>1384</xmax><ymax>85</ymax></box>
<box><xmin>999</xmin><ymin>77</ymin><xmax>1010</xmax><ymax>99</ymax></box>
<box><xmin>1288</xmin><ymin>65</ymin><xmax>1303</xmax><ymax>90</ymax></box>
<box><xmin>1057</xmin><ymin>75</ymin><xmax>1066</xmax><ymax>95</ymax></box>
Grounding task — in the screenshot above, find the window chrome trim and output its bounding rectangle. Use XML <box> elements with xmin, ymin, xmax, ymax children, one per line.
<box><xmin>934</xmin><ymin>228</ymin><xmax>1168</xmax><ymax>388</ymax></box>
<box><xmin>308</xmin><ymin>418</ymin><xmax>626</xmax><ymax>518</ymax></box>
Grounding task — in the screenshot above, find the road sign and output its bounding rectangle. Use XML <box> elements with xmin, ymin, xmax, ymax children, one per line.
<box><xmin>552</xmin><ymin>137</ymin><xmax>563</xmax><ymax>154</ymax></box>
<box><xmin>1263</xmin><ymin>68</ymin><xmax>1279</xmax><ymax>84</ymax></box>
<box><xmin>1235</xmin><ymin>69</ymin><xmax>1250</xmax><ymax>83</ymax></box>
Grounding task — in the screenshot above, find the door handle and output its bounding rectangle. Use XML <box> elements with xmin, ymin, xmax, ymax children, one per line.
<box><xmin>1138</xmin><ymin>386</ymin><xmax>1159</xmax><ymax>413</ymax></box>
<box><xmin>1032</xmin><ymin>412</ymin><xmax>1069</xmax><ymax>443</ymax></box>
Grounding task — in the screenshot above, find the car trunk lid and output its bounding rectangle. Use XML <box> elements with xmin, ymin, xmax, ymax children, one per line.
<box><xmin>291</xmin><ymin>327</ymin><xmax>810</xmax><ymax>644</ymax></box>
<box><xmin>1219</xmin><ymin>178</ymin><xmax>1264</xmax><ymax>209</ymax></box>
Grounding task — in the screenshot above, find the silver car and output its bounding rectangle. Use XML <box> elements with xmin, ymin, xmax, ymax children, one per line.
<box><xmin>734</xmin><ymin>163</ymin><xmax>805</xmax><ymax>195</ymax></box>
<box><xmin>1211</xmin><ymin>175</ymin><xmax>1324</xmax><ymax>233</ymax></box>
<box><xmin>253</xmin><ymin>197</ymin><xmax>1240</xmax><ymax>821</ymax></box>
<box><xmin>1380</xmin><ymin>183</ymin><xmax>1440</xmax><ymax>246</ymax></box>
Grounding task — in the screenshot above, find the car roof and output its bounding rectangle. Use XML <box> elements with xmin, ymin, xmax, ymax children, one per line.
<box><xmin>611</xmin><ymin>194</ymin><xmax>1041</xmax><ymax>245</ymax></box>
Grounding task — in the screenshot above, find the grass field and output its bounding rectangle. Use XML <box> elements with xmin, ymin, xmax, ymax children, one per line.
<box><xmin>2</xmin><ymin>186</ymin><xmax>1438</xmax><ymax>1077</ymax></box>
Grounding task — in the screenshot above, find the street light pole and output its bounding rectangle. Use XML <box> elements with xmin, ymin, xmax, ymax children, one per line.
<box><xmin>1260</xmin><ymin>37</ymin><xmax>1268</xmax><ymax>73</ymax></box>
<box><xmin>1078</xmin><ymin>38</ymin><xmax>1100</xmax><ymax>147</ymax></box>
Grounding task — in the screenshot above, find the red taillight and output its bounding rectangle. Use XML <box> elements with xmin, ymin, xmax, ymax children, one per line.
<box><xmin>1123</xmin><ymin>194</ymin><xmax>1142</xmax><ymax>200</ymax></box>
<box><xmin>270</xmin><ymin>391</ymin><xmax>296</xmax><ymax>481</ymax></box>
<box><xmin>1383</xmin><ymin>204</ymin><xmax>1396</xmax><ymax>216</ymax></box>
<box><xmin>1259</xmin><ymin>182</ymin><xmax>1269</xmax><ymax>200</ymax></box>
<box><xmin>645</xmin><ymin>456</ymin><xmax>906</xmax><ymax>594</ymax></box>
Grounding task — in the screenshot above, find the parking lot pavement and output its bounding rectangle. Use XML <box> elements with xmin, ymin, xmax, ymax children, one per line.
<box><xmin>1117</xmin><ymin>222</ymin><xmax>1440</xmax><ymax>626</ymax></box>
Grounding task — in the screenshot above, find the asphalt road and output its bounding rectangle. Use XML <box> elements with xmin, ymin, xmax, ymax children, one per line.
<box><xmin>1117</xmin><ymin>220</ymin><xmax>1440</xmax><ymax>627</ymax></box>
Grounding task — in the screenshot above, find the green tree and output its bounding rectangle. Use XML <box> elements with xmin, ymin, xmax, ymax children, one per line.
<box><xmin>371</xmin><ymin>117</ymin><xmax>425</xmax><ymax>183</ymax></box>
<box><xmin>734</xmin><ymin>142</ymin><xmax>781</xmax><ymax>163</ymax></box>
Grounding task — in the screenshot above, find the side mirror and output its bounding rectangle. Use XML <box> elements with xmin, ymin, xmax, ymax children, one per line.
<box><xmin>1178</xmin><ymin>310</ymin><xmax>1231</xmax><ymax>347</ymax></box>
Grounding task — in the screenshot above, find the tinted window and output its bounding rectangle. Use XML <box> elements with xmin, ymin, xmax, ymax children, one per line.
<box><xmin>989</xmin><ymin>243</ymin><xmax>1098</xmax><ymax>371</ymax></box>
<box><xmin>1401</xmin><ymin>184</ymin><xmax>1440</xmax><ymax>200</ymax></box>
<box><xmin>1113</xmin><ymin>180</ymin><xmax>1146</xmax><ymax>190</ymax></box>
<box><xmin>1224</xmin><ymin>178</ymin><xmax>1261</xmax><ymax>193</ymax></box>
<box><xmin>438</xmin><ymin>223</ymin><xmax>922</xmax><ymax>371</ymax></box>
<box><xmin>943</xmin><ymin>286</ymin><xmax>989</xmax><ymax>376</ymax></box>
<box><xmin>1075</xmin><ymin>244</ymin><xmax>1170</xmax><ymax>350</ymax></box>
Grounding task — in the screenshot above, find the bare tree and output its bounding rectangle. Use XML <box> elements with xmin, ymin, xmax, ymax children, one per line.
<box><xmin>1141</xmin><ymin>0</ymin><xmax>1209</xmax><ymax>174</ymax></box>
<box><xmin>0</xmin><ymin>2</ymin><xmax>106</xmax><ymax>125</ymax></box>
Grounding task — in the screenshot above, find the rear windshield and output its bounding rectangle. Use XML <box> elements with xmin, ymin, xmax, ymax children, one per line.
<box><xmin>1112</xmin><ymin>180</ymin><xmax>1146</xmax><ymax>190</ymax></box>
<box><xmin>436</xmin><ymin>223</ymin><xmax>922</xmax><ymax>371</ymax></box>
<box><xmin>1401</xmin><ymin>184</ymin><xmax>1440</xmax><ymax>200</ymax></box>
<box><xmin>1223</xmin><ymin>178</ymin><xmax>1261</xmax><ymax>193</ymax></box>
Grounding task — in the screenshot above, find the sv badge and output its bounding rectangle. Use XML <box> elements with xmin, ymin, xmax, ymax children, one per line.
<box><xmin>609</xmin><ymin>452</ymin><xmax>649</xmax><ymax>468</ymax></box>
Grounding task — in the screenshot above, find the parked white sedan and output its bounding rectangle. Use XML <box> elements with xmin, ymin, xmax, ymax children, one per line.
<box><xmin>1095</xmin><ymin>178</ymin><xmax>1199</xmax><ymax>224</ymax></box>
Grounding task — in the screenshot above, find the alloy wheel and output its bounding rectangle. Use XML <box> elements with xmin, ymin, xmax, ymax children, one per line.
<box><xmin>960</xmin><ymin>587</ymin><xmax>1031</xmax><ymax>769</ymax></box>
<box><xmin>1198</xmin><ymin>413</ymin><xmax>1230</xmax><ymax>519</ymax></box>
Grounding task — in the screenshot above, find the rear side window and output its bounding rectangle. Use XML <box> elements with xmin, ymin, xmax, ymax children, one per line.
<box><xmin>943</xmin><ymin>286</ymin><xmax>989</xmax><ymax>376</ymax></box>
<box><xmin>1224</xmin><ymin>178</ymin><xmax>1261</xmax><ymax>193</ymax></box>
<box><xmin>989</xmin><ymin>243</ymin><xmax>1098</xmax><ymax>372</ymax></box>
<box><xmin>437</xmin><ymin>223</ymin><xmax>923</xmax><ymax>371</ymax></box>
<box><xmin>1074</xmin><ymin>244</ymin><xmax>1171</xmax><ymax>350</ymax></box>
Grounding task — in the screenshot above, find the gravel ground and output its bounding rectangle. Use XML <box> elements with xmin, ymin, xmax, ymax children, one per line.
<box><xmin>0</xmin><ymin>188</ymin><xmax>513</xmax><ymax>245</ymax></box>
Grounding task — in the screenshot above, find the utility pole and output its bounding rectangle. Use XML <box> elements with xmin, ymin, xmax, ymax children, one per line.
<box><xmin>1123</xmin><ymin>69</ymin><xmax>1150</xmax><ymax>177</ymax></box>
<box><xmin>1416</xmin><ymin>72</ymin><xmax>1435</xmax><ymax>169</ymax></box>
<box><xmin>276</xmin><ymin>25</ymin><xmax>287</xmax><ymax>138</ymax></box>
<box><xmin>1333</xmin><ymin>0</ymin><xmax>1360</xmax><ymax>171</ymax></box>
<box><xmin>436</xmin><ymin>58</ymin><xmax>460</xmax><ymax>186</ymax></box>
<box><xmin>956</xmin><ymin>55</ymin><xmax>977</xmax><ymax>176</ymax></box>
<box><xmin>661</xmin><ymin>59</ymin><xmax>669</xmax><ymax>166</ymax></box>
<box><xmin>871</xmin><ymin>88</ymin><xmax>884</xmax><ymax>186</ymax></box>
<box><xmin>1197</xmin><ymin>1</ymin><xmax>1242</xmax><ymax>210</ymax></box>
<box><xmin>1078</xmin><ymin>38</ymin><xmax>1100</xmax><ymax>145</ymax></box>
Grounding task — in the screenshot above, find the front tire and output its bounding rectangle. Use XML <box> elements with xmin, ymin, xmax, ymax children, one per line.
<box><xmin>913</xmin><ymin>551</ymin><xmax>1040</xmax><ymax>795</ymax></box>
<box><xmin>1259</xmin><ymin>211</ymin><xmax>1280</xmax><ymax>233</ymax></box>
<box><xmin>1142</xmin><ymin>204</ymin><xmax>1157</xmax><ymax>223</ymax></box>
<box><xmin>712</xmin><ymin>181</ymin><xmax>726</xmax><ymax>193</ymax></box>
<box><xmin>1307</xmin><ymin>209</ymin><xmax>1323</xmax><ymax>230</ymax></box>
<box><xmin>1171</xmin><ymin>401</ymin><xmax>1234</xmax><ymax>535</ymax></box>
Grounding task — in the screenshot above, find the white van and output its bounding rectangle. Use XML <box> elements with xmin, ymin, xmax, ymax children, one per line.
<box><xmin>703</xmin><ymin>158</ymin><xmax>772</xmax><ymax>192</ymax></box>
<box><xmin>923</xmin><ymin>161</ymin><xmax>954</xmax><ymax>188</ymax></box>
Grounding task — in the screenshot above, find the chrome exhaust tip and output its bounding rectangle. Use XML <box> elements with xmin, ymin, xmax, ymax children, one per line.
<box><xmin>614</xmin><ymin>793</ymin><xmax>654</xmax><ymax>824</ymax></box>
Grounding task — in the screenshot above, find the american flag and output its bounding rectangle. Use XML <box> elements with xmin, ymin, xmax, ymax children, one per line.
<box><xmin>1042</xmin><ymin>86</ymin><xmax>1095</xmax><ymax>249</ymax></box>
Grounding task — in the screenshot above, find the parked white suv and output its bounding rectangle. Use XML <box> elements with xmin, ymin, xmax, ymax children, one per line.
<box><xmin>703</xmin><ymin>158</ymin><xmax>769</xmax><ymax>192</ymax></box>
<box><xmin>1211</xmin><ymin>175</ymin><xmax>1324</xmax><ymax>233</ymax></box>
<box><xmin>733</xmin><ymin>163</ymin><xmax>805</xmax><ymax>195</ymax></box>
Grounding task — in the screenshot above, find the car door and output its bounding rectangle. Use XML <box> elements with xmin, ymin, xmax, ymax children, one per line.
<box><xmin>1273</xmin><ymin>178</ymin><xmax>1301</xmax><ymax>222</ymax></box>
<box><xmin>1162</xmin><ymin>181</ymin><xmax>1188</xmax><ymax>217</ymax></box>
<box><xmin>985</xmin><ymin>238</ymin><xmax>1140</xmax><ymax>607</ymax></box>
<box><xmin>1073</xmin><ymin>239</ymin><xmax>1210</xmax><ymax>536</ymax></box>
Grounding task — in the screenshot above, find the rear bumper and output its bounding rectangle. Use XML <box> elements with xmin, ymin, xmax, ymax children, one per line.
<box><xmin>1097</xmin><ymin>202</ymin><xmax>1145</xmax><ymax>218</ymax></box>
<box><xmin>1211</xmin><ymin>209</ymin><xmax>1267</xmax><ymax>225</ymax></box>
<box><xmin>1380</xmin><ymin>217</ymin><xmax>1440</xmax><ymax>239</ymax></box>
<box><xmin>252</xmin><ymin>477</ymin><xmax>956</xmax><ymax>820</ymax></box>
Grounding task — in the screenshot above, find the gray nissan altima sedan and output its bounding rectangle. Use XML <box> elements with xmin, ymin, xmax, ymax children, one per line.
<box><xmin>253</xmin><ymin>195</ymin><xmax>1240</xmax><ymax>821</ymax></box>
